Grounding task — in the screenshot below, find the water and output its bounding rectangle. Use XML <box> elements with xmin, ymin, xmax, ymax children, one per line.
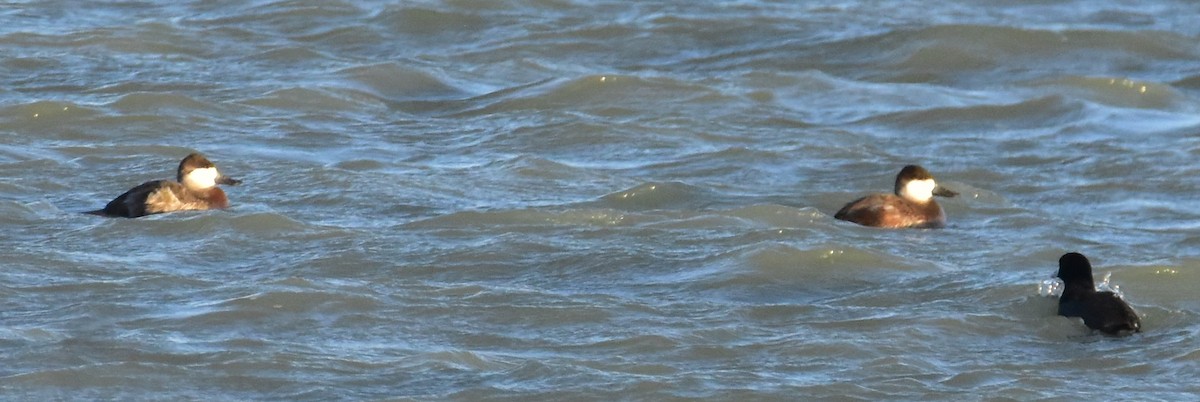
<box><xmin>3</xmin><ymin>0</ymin><xmax>1200</xmax><ymax>399</ymax></box>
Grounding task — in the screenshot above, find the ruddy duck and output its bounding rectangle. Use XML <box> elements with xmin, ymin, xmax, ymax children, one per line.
<box><xmin>834</xmin><ymin>165</ymin><xmax>957</xmax><ymax>228</ymax></box>
<box><xmin>1054</xmin><ymin>252</ymin><xmax>1141</xmax><ymax>336</ymax></box>
<box><xmin>86</xmin><ymin>153</ymin><xmax>241</xmax><ymax>218</ymax></box>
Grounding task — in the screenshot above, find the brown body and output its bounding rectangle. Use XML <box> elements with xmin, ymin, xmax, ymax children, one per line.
<box><xmin>834</xmin><ymin>193</ymin><xmax>947</xmax><ymax>229</ymax></box>
<box><xmin>87</xmin><ymin>153</ymin><xmax>240</xmax><ymax>218</ymax></box>
<box><xmin>91</xmin><ymin>180</ymin><xmax>231</xmax><ymax>217</ymax></box>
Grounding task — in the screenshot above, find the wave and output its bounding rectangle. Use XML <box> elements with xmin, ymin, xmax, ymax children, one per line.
<box><xmin>337</xmin><ymin>62</ymin><xmax>469</xmax><ymax>103</ymax></box>
<box><xmin>110</xmin><ymin>92</ymin><xmax>225</xmax><ymax>114</ymax></box>
<box><xmin>859</xmin><ymin>95</ymin><xmax>1084</xmax><ymax>133</ymax></box>
<box><xmin>0</xmin><ymin>101</ymin><xmax>100</xmax><ymax>127</ymax></box>
<box><xmin>239</xmin><ymin>87</ymin><xmax>387</xmax><ymax>113</ymax></box>
<box><xmin>449</xmin><ymin>74</ymin><xmax>732</xmax><ymax>118</ymax></box>
<box><xmin>597</xmin><ymin>181</ymin><xmax>713</xmax><ymax>211</ymax></box>
<box><xmin>671</xmin><ymin>24</ymin><xmax>1199</xmax><ymax>85</ymax></box>
<box><xmin>1033</xmin><ymin>76</ymin><xmax>1192</xmax><ymax>110</ymax></box>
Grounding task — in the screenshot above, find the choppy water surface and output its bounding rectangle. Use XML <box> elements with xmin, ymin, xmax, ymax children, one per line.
<box><xmin>3</xmin><ymin>0</ymin><xmax>1200</xmax><ymax>400</ymax></box>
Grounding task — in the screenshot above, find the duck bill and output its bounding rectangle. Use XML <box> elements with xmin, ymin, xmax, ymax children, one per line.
<box><xmin>933</xmin><ymin>186</ymin><xmax>957</xmax><ymax>197</ymax></box>
<box><xmin>217</xmin><ymin>175</ymin><xmax>242</xmax><ymax>186</ymax></box>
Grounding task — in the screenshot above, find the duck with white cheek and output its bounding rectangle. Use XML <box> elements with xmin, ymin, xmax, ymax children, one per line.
<box><xmin>87</xmin><ymin>153</ymin><xmax>241</xmax><ymax>218</ymax></box>
<box><xmin>834</xmin><ymin>165</ymin><xmax>957</xmax><ymax>229</ymax></box>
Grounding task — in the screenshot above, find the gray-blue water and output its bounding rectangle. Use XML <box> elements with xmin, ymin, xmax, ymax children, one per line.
<box><xmin>3</xmin><ymin>1</ymin><xmax>1200</xmax><ymax>400</ymax></box>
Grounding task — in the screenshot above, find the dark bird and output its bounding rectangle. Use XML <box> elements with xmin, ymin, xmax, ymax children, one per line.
<box><xmin>1055</xmin><ymin>252</ymin><xmax>1141</xmax><ymax>336</ymax></box>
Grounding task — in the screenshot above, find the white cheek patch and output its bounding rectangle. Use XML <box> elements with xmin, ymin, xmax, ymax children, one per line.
<box><xmin>183</xmin><ymin>167</ymin><xmax>220</xmax><ymax>189</ymax></box>
<box><xmin>901</xmin><ymin>179</ymin><xmax>936</xmax><ymax>202</ymax></box>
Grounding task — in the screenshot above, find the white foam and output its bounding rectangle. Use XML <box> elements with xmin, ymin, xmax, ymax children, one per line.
<box><xmin>1038</xmin><ymin>278</ymin><xmax>1063</xmax><ymax>297</ymax></box>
